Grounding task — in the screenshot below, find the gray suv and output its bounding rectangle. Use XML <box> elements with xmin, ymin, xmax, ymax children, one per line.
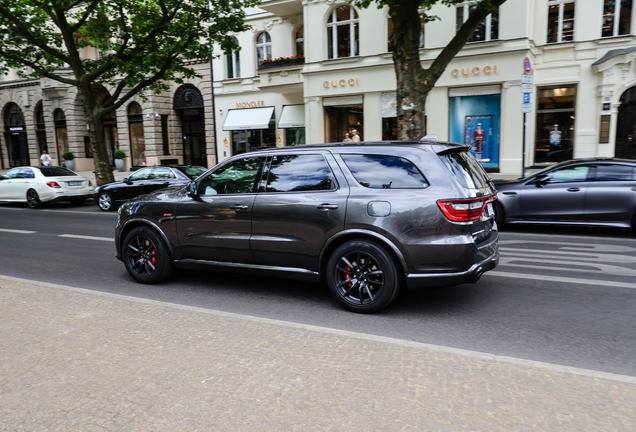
<box><xmin>115</xmin><ymin>141</ymin><xmax>499</xmax><ymax>313</ymax></box>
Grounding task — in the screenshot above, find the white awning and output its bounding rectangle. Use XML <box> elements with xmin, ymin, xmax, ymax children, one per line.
<box><xmin>278</xmin><ymin>105</ymin><xmax>305</xmax><ymax>129</ymax></box>
<box><xmin>223</xmin><ymin>107</ymin><xmax>275</xmax><ymax>131</ymax></box>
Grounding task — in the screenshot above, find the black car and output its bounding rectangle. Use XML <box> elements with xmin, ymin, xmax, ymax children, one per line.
<box><xmin>114</xmin><ymin>141</ymin><xmax>499</xmax><ymax>313</ymax></box>
<box><xmin>494</xmin><ymin>158</ymin><xmax>636</xmax><ymax>231</ymax></box>
<box><xmin>94</xmin><ymin>165</ymin><xmax>206</xmax><ymax>211</ymax></box>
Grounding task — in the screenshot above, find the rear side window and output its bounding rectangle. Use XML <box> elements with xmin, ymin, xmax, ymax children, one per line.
<box><xmin>265</xmin><ymin>154</ymin><xmax>336</xmax><ymax>192</ymax></box>
<box><xmin>438</xmin><ymin>151</ymin><xmax>490</xmax><ymax>189</ymax></box>
<box><xmin>39</xmin><ymin>167</ymin><xmax>77</xmax><ymax>177</ymax></box>
<box><xmin>152</xmin><ymin>167</ymin><xmax>177</xmax><ymax>180</ymax></box>
<box><xmin>341</xmin><ymin>154</ymin><xmax>428</xmax><ymax>189</ymax></box>
<box><xmin>593</xmin><ymin>164</ymin><xmax>635</xmax><ymax>181</ymax></box>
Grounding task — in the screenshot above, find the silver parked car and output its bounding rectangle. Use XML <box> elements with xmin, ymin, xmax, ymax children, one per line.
<box><xmin>494</xmin><ymin>158</ymin><xmax>636</xmax><ymax>231</ymax></box>
<box><xmin>114</xmin><ymin>141</ymin><xmax>499</xmax><ymax>313</ymax></box>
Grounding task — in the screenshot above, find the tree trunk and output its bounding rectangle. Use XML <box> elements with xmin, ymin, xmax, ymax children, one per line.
<box><xmin>77</xmin><ymin>85</ymin><xmax>115</xmax><ymax>186</ymax></box>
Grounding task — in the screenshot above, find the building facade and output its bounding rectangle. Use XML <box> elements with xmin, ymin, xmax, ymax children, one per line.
<box><xmin>212</xmin><ymin>0</ymin><xmax>636</xmax><ymax>174</ymax></box>
<box><xmin>2</xmin><ymin>0</ymin><xmax>635</xmax><ymax>175</ymax></box>
<box><xmin>0</xmin><ymin>59</ymin><xmax>218</xmax><ymax>172</ymax></box>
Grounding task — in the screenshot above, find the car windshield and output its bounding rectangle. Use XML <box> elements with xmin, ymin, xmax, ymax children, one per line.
<box><xmin>39</xmin><ymin>167</ymin><xmax>78</xmax><ymax>177</ymax></box>
<box><xmin>438</xmin><ymin>150</ymin><xmax>490</xmax><ymax>189</ymax></box>
<box><xmin>176</xmin><ymin>166</ymin><xmax>207</xmax><ymax>179</ymax></box>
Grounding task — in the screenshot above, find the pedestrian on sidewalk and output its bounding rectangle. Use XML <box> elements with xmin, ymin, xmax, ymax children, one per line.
<box><xmin>40</xmin><ymin>150</ymin><xmax>51</xmax><ymax>166</ymax></box>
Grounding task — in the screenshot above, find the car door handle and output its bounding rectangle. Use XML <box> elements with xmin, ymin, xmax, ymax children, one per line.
<box><xmin>230</xmin><ymin>204</ymin><xmax>249</xmax><ymax>211</ymax></box>
<box><xmin>317</xmin><ymin>203</ymin><xmax>339</xmax><ymax>211</ymax></box>
<box><xmin>567</xmin><ymin>187</ymin><xmax>580</xmax><ymax>192</ymax></box>
<box><xmin>502</xmin><ymin>191</ymin><xmax>517</xmax><ymax>196</ymax></box>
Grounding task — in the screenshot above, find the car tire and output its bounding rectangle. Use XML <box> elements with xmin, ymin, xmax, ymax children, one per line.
<box><xmin>122</xmin><ymin>226</ymin><xmax>173</xmax><ymax>284</ymax></box>
<box><xmin>494</xmin><ymin>202</ymin><xmax>505</xmax><ymax>228</ymax></box>
<box><xmin>26</xmin><ymin>189</ymin><xmax>42</xmax><ymax>209</ymax></box>
<box><xmin>326</xmin><ymin>240</ymin><xmax>401</xmax><ymax>313</ymax></box>
<box><xmin>97</xmin><ymin>192</ymin><xmax>114</xmax><ymax>211</ymax></box>
<box><xmin>70</xmin><ymin>198</ymin><xmax>86</xmax><ymax>206</ymax></box>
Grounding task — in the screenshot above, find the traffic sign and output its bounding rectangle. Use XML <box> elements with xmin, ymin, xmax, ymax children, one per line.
<box><xmin>522</xmin><ymin>103</ymin><xmax>532</xmax><ymax>113</ymax></box>
<box><xmin>521</xmin><ymin>74</ymin><xmax>533</xmax><ymax>84</ymax></box>
<box><xmin>523</xmin><ymin>57</ymin><xmax>532</xmax><ymax>74</ymax></box>
<box><xmin>521</xmin><ymin>83</ymin><xmax>533</xmax><ymax>93</ymax></box>
<box><xmin>523</xmin><ymin>93</ymin><xmax>531</xmax><ymax>104</ymax></box>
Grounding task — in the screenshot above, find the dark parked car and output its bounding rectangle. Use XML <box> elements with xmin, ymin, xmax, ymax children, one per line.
<box><xmin>494</xmin><ymin>158</ymin><xmax>636</xmax><ymax>231</ymax></box>
<box><xmin>94</xmin><ymin>165</ymin><xmax>206</xmax><ymax>211</ymax></box>
<box><xmin>114</xmin><ymin>141</ymin><xmax>499</xmax><ymax>313</ymax></box>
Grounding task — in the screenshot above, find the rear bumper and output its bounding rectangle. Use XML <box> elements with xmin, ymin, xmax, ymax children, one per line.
<box><xmin>405</xmin><ymin>230</ymin><xmax>499</xmax><ymax>289</ymax></box>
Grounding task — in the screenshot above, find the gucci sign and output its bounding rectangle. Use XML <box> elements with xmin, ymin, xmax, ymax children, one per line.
<box><xmin>451</xmin><ymin>65</ymin><xmax>499</xmax><ymax>77</ymax></box>
<box><xmin>323</xmin><ymin>78</ymin><xmax>361</xmax><ymax>88</ymax></box>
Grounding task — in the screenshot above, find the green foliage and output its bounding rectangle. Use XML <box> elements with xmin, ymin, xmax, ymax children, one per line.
<box><xmin>62</xmin><ymin>151</ymin><xmax>75</xmax><ymax>160</ymax></box>
<box><xmin>0</xmin><ymin>0</ymin><xmax>258</xmax><ymax>101</ymax></box>
<box><xmin>114</xmin><ymin>149</ymin><xmax>126</xmax><ymax>159</ymax></box>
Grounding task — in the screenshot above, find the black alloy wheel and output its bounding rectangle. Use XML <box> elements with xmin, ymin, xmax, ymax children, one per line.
<box><xmin>26</xmin><ymin>189</ymin><xmax>42</xmax><ymax>209</ymax></box>
<box><xmin>494</xmin><ymin>202</ymin><xmax>505</xmax><ymax>228</ymax></box>
<box><xmin>98</xmin><ymin>192</ymin><xmax>114</xmax><ymax>211</ymax></box>
<box><xmin>326</xmin><ymin>240</ymin><xmax>401</xmax><ymax>313</ymax></box>
<box><xmin>122</xmin><ymin>226</ymin><xmax>173</xmax><ymax>284</ymax></box>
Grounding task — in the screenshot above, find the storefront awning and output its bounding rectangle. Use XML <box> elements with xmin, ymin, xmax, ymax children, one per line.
<box><xmin>223</xmin><ymin>107</ymin><xmax>275</xmax><ymax>131</ymax></box>
<box><xmin>278</xmin><ymin>105</ymin><xmax>305</xmax><ymax>129</ymax></box>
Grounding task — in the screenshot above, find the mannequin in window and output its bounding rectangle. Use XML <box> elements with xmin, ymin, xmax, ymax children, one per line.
<box><xmin>549</xmin><ymin>124</ymin><xmax>562</xmax><ymax>149</ymax></box>
<box><xmin>350</xmin><ymin>129</ymin><xmax>360</xmax><ymax>142</ymax></box>
<box><xmin>343</xmin><ymin>133</ymin><xmax>352</xmax><ymax>142</ymax></box>
<box><xmin>472</xmin><ymin>123</ymin><xmax>484</xmax><ymax>158</ymax></box>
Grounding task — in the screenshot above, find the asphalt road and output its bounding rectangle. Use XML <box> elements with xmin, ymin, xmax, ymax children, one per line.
<box><xmin>1</xmin><ymin>201</ymin><xmax>635</xmax><ymax>377</ymax></box>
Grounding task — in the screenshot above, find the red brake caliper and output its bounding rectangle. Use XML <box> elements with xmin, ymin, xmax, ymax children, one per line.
<box><xmin>345</xmin><ymin>266</ymin><xmax>352</xmax><ymax>287</ymax></box>
<box><xmin>150</xmin><ymin>248</ymin><xmax>156</xmax><ymax>265</ymax></box>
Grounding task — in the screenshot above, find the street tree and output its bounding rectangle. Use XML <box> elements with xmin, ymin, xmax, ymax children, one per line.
<box><xmin>0</xmin><ymin>0</ymin><xmax>257</xmax><ymax>184</ymax></box>
<box><xmin>351</xmin><ymin>0</ymin><xmax>507</xmax><ymax>140</ymax></box>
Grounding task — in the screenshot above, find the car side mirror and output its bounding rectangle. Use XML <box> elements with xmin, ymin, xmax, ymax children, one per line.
<box><xmin>534</xmin><ymin>174</ymin><xmax>549</xmax><ymax>187</ymax></box>
<box><xmin>186</xmin><ymin>181</ymin><xmax>199</xmax><ymax>199</ymax></box>
<box><xmin>123</xmin><ymin>177</ymin><xmax>132</xmax><ymax>184</ymax></box>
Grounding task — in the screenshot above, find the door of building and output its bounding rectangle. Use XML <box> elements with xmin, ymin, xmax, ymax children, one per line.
<box><xmin>4</xmin><ymin>104</ymin><xmax>29</xmax><ymax>167</ymax></box>
<box><xmin>616</xmin><ymin>86</ymin><xmax>636</xmax><ymax>159</ymax></box>
<box><xmin>181</xmin><ymin>109</ymin><xmax>207</xmax><ymax>167</ymax></box>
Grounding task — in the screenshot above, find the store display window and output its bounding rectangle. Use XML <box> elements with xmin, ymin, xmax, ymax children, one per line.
<box><xmin>534</xmin><ymin>86</ymin><xmax>576</xmax><ymax>164</ymax></box>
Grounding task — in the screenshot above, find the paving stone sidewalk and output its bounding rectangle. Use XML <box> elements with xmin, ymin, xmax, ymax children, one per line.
<box><xmin>1</xmin><ymin>277</ymin><xmax>635</xmax><ymax>432</ymax></box>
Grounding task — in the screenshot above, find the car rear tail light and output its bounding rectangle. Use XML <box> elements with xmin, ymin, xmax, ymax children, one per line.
<box><xmin>46</xmin><ymin>181</ymin><xmax>61</xmax><ymax>188</ymax></box>
<box><xmin>88</xmin><ymin>180</ymin><xmax>93</xmax><ymax>186</ymax></box>
<box><xmin>437</xmin><ymin>195</ymin><xmax>496</xmax><ymax>222</ymax></box>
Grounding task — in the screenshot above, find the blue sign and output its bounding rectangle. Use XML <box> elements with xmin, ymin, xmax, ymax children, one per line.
<box><xmin>523</xmin><ymin>93</ymin><xmax>531</xmax><ymax>103</ymax></box>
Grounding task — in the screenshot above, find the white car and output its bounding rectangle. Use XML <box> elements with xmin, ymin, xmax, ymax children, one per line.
<box><xmin>0</xmin><ymin>166</ymin><xmax>94</xmax><ymax>208</ymax></box>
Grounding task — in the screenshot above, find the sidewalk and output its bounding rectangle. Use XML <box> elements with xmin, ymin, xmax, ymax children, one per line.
<box><xmin>1</xmin><ymin>276</ymin><xmax>635</xmax><ymax>431</ymax></box>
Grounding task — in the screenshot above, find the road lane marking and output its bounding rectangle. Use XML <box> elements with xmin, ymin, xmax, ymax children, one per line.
<box><xmin>58</xmin><ymin>234</ymin><xmax>114</xmax><ymax>242</ymax></box>
<box><xmin>0</xmin><ymin>207</ymin><xmax>116</xmax><ymax>215</ymax></box>
<box><xmin>488</xmin><ymin>271</ymin><xmax>636</xmax><ymax>290</ymax></box>
<box><xmin>1</xmin><ymin>273</ymin><xmax>635</xmax><ymax>384</ymax></box>
<box><xmin>0</xmin><ymin>228</ymin><xmax>36</xmax><ymax>234</ymax></box>
<box><xmin>500</xmin><ymin>231</ymin><xmax>636</xmax><ymax>243</ymax></box>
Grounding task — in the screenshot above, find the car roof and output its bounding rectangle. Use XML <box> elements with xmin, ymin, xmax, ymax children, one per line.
<box><xmin>247</xmin><ymin>141</ymin><xmax>469</xmax><ymax>155</ymax></box>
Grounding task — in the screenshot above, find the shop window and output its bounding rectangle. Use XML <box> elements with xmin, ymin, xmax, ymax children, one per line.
<box><xmin>327</xmin><ymin>5</ymin><xmax>359</xmax><ymax>59</ymax></box>
<box><xmin>388</xmin><ymin>15</ymin><xmax>425</xmax><ymax>51</ymax></box>
<box><xmin>226</xmin><ymin>37</ymin><xmax>241</xmax><ymax>79</ymax></box>
<box><xmin>84</xmin><ymin>136</ymin><xmax>93</xmax><ymax>158</ymax></box>
<box><xmin>285</xmin><ymin>128</ymin><xmax>305</xmax><ymax>146</ymax></box>
<box><xmin>54</xmin><ymin>109</ymin><xmax>69</xmax><ymax>161</ymax></box>
<box><xmin>324</xmin><ymin>105</ymin><xmax>363</xmax><ymax>143</ymax></box>
<box><xmin>256</xmin><ymin>32</ymin><xmax>272</xmax><ymax>65</ymax></box>
<box><xmin>602</xmin><ymin>0</ymin><xmax>632</xmax><ymax>38</ymax></box>
<box><xmin>127</xmin><ymin>102</ymin><xmax>146</xmax><ymax>166</ymax></box>
<box><xmin>534</xmin><ymin>86</ymin><xmax>576</xmax><ymax>164</ymax></box>
<box><xmin>456</xmin><ymin>1</ymin><xmax>499</xmax><ymax>42</ymax></box>
<box><xmin>295</xmin><ymin>27</ymin><xmax>304</xmax><ymax>56</ymax></box>
<box><xmin>599</xmin><ymin>115</ymin><xmax>611</xmax><ymax>144</ymax></box>
<box><xmin>547</xmin><ymin>0</ymin><xmax>575</xmax><ymax>43</ymax></box>
<box><xmin>161</xmin><ymin>115</ymin><xmax>170</xmax><ymax>155</ymax></box>
<box><xmin>232</xmin><ymin>121</ymin><xmax>276</xmax><ymax>155</ymax></box>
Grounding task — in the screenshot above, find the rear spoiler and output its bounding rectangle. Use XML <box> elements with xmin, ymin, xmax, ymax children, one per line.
<box><xmin>433</xmin><ymin>144</ymin><xmax>472</xmax><ymax>155</ymax></box>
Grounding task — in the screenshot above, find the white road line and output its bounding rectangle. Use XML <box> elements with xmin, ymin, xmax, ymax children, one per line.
<box><xmin>0</xmin><ymin>207</ymin><xmax>115</xmax><ymax>215</ymax></box>
<box><xmin>0</xmin><ymin>228</ymin><xmax>36</xmax><ymax>234</ymax></box>
<box><xmin>500</xmin><ymin>231</ymin><xmax>636</xmax><ymax>242</ymax></box>
<box><xmin>1</xmin><ymin>273</ymin><xmax>635</xmax><ymax>384</ymax></box>
<box><xmin>488</xmin><ymin>271</ymin><xmax>636</xmax><ymax>290</ymax></box>
<box><xmin>58</xmin><ymin>234</ymin><xmax>114</xmax><ymax>242</ymax></box>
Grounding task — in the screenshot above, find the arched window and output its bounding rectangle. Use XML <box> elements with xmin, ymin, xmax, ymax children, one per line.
<box><xmin>226</xmin><ymin>37</ymin><xmax>241</xmax><ymax>79</ymax></box>
<box><xmin>256</xmin><ymin>32</ymin><xmax>272</xmax><ymax>64</ymax></box>
<box><xmin>35</xmin><ymin>103</ymin><xmax>48</xmax><ymax>154</ymax></box>
<box><xmin>127</xmin><ymin>102</ymin><xmax>146</xmax><ymax>166</ymax></box>
<box><xmin>295</xmin><ymin>26</ymin><xmax>304</xmax><ymax>56</ymax></box>
<box><xmin>54</xmin><ymin>109</ymin><xmax>69</xmax><ymax>161</ymax></box>
<box><xmin>327</xmin><ymin>5</ymin><xmax>359</xmax><ymax>59</ymax></box>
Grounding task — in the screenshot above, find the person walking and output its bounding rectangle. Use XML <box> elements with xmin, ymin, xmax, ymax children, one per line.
<box><xmin>40</xmin><ymin>150</ymin><xmax>51</xmax><ymax>166</ymax></box>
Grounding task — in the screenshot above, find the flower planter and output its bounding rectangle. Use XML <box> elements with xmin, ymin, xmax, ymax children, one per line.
<box><xmin>64</xmin><ymin>160</ymin><xmax>74</xmax><ymax>171</ymax></box>
<box><xmin>258</xmin><ymin>57</ymin><xmax>305</xmax><ymax>70</ymax></box>
<box><xmin>115</xmin><ymin>158</ymin><xmax>125</xmax><ymax>172</ymax></box>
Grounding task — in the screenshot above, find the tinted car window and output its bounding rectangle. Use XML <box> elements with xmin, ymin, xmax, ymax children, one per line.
<box><xmin>128</xmin><ymin>168</ymin><xmax>153</xmax><ymax>181</ymax></box>
<box><xmin>265</xmin><ymin>154</ymin><xmax>336</xmax><ymax>192</ymax></box>
<box><xmin>438</xmin><ymin>151</ymin><xmax>490</xmax><ymax>189</ymax></box>
<box><xmin>176</xmin><ymin>166</ymin><xmax>206</xmax><ymax>179</ymax></box>
<box><xmin>153</xmin><ymin>167</ymin><xmax>176</xmax><ymax>180</ymax></box>
<box><xmin>341</xmin><ymin>154</ymin><xmax>427</xmax><ymax>189</ymax></box>
<box><xmin>199</xmin><ymin>157</ymin><xmax>264</xmax><ymax>195</ymax></box>
<box><xmin>2</xmin><ymin>169</ymin><xmax>20</xmax><ymax>179</ymax></box>
<box><xmin>17</xmin><ymin>168</ymin><xmax>35</xmax><ymax>179</ymax></box>
<box><xmin>545</xmin><ymin>166</ymin><xmax>590</xmax><ymax>183</ymax></box>
<box><xmin>593</xmin><ymin>164</ymin><xmax>635</xmax><ymax>181</ymax></box>
<box><xmin>39</xmin><ymin>167</ymin><xmax>77</xmax><ymax>177</ymax></box>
